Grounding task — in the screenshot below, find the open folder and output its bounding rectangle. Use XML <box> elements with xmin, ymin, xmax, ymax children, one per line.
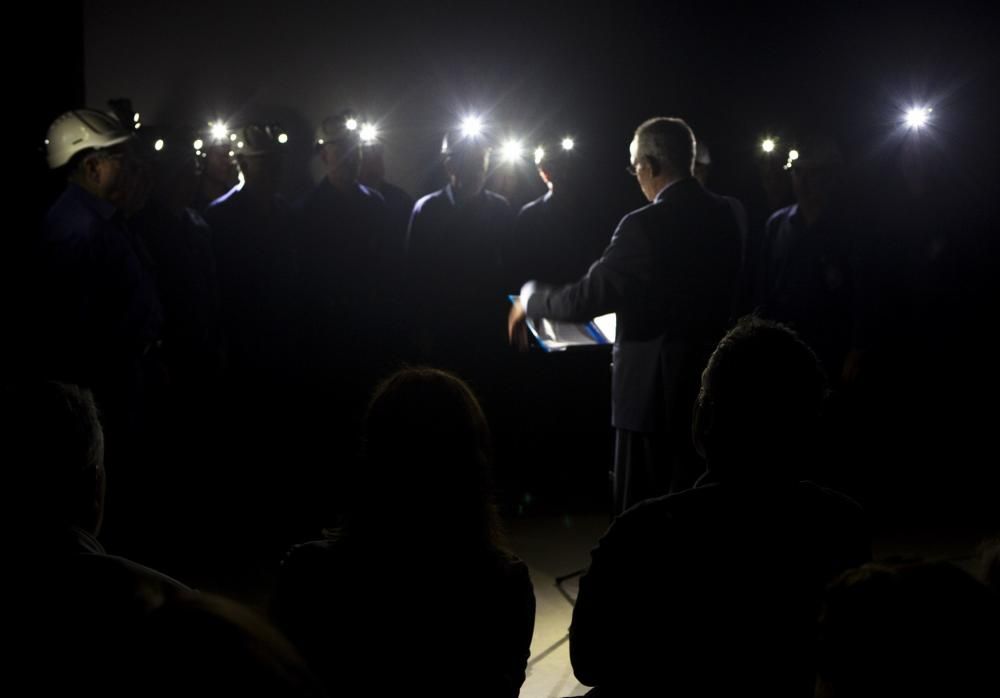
<box><xmin>509</xmin><ymin>295</ymin><xmax>617</xmax><ymax>352</ymax></box>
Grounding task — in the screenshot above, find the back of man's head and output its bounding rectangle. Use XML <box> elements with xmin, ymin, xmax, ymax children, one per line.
<box><xmin>634</xmin><ymin>117</ymin><xmax>696</xmax><ymax>178</ymax></box>
<box><xmin>694</xmin><ymin>316</ymin><xmax>827</xmax><ymax>475</ymax></box>
<box><xmin>4</xmin><ymin>382</ymin><xmax>105</xmax><ymax>537</ymax></box>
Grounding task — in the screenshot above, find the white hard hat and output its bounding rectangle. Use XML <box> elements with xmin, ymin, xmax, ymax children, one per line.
<box><xmin>45</xmin><ymin>109</ymin><xmax>132</xmax><ymax>169</ymax></box>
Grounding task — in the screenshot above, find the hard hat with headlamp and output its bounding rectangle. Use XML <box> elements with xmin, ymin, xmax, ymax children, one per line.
<box><xmin>45</xmin><ymin>109</ymin><xmax>132</xmax><ymax>169</ymax></box>
<box><xmin>533</xmin><ymin>132</ymin><xmax>578</xmax><ymax>166</ymax></box>
<box><xmin>785</xmin><ymin>140</ymin><xmax>843</xmax><ymax>170</ymax></box>
<box><xmin>440</xmin><ymin>114</ymin><xmax>494</xmax><ymax>157</ymax></box>
<box><xmin>231</xmin><ymin>123</ymin><xmax>288</xmax><ymax>157</ymax></box>
<box><xmin>315</xmin><ymin>110</ymin><xmax>365</xmax><ymax>150</ymax></box>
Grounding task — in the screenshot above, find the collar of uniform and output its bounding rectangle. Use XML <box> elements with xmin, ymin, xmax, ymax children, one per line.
<box><xmin>444</xmin><ymin>182</ymin><xmax>489</xmax><ymax>207</ymax></box>
<box><xmin>68</xmin><ymin>182</ymin><xmax>119</xmax><ymax>222</ymax></box>
<box><xmin>211</xmin><ymin>181</ymin><xmax>244</xmax><ymax>207</ymax></box>
<box><xmin>654</xmin><ymin>176</ymin><xmax>698</xmax><ymax>203</ymax></box>
<box><xmin>320</xmin><ymin>176</ymin><xmax>364</xmax><ymax>199</ymax></box>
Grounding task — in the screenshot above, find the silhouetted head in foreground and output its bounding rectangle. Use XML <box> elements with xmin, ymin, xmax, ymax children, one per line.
<box><xmin>5</xmin><ymin>381</ymin><xmax>106</xmax><ymax>541</ymax></box>
<box><xmin>693</xmin><ymin>315</ymin><xmax>828</xmax><ymax>480</ymax></box>
<box><xmin>340</xmin><ymin>367</ymin><xmax>503</xmax><ymax>551</ymax></box>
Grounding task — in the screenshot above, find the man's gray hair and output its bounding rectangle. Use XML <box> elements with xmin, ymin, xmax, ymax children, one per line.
<box><xmin>634</xmin><ymin>117</ymin><xmax>697</xmax><ymax>177</ymax></box>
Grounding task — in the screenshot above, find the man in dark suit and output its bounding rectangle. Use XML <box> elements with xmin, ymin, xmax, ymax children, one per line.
<box><xmin>508</xmin><ymin>117</ymin><xmax>742</xmax><ymax>513</ymax></box>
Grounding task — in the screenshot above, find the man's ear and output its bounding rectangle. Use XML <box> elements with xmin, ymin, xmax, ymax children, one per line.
<box><xmin>647</xmin><ymin>155</ymin><xmax>661</xmax><ymax>178</ymax></box>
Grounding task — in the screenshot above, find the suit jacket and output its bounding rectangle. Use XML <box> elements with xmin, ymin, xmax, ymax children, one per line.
<box><xmin>525</xmin><ymin>177</ymin><xmax>741</xmax><ymax>432</ymax></box>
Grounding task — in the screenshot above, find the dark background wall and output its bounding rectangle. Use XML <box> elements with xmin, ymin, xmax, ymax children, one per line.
<box><xmin>74</xmin><ymin>1</ymin><xmax>999</xmax><ymax>209</ymax></box>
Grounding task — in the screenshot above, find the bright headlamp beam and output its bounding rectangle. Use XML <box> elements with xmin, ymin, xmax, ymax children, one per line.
<box><xmin>501</xmin><ymin>139</ymin><xmax>523</xmax><ymax>163</ymax></box>
<box><xmin>210</xmin><ymin>121</ymin><xmax>229</xmax><ymax>141</ymax></box>
<box><xmin>534</xmin><ymin>146</ymin><xmax>546</xmax><ymax>165</ymax></box>
<box><xmin>460</xmin><ymin>115</ymin><xmax>484</xmax><ymax>139</ymax></box>
<box><xmin>761</xmin><ymin>138</ymin><xmax>776</xmax><ymax>153</ymax></box>
<box><xmin>345</xmin><ymin>118</ymin><xmax>359</xmax><ymax>131</ymax></box>
<box><xmin>784</xmin><ymin>149</ymin><xmax>799</xmax><ymax>171</ymax></box>
<box><xmin>904</xmin><ymin>106</ymin><xmax>932</xmax><ymax>129</ymax></box>
<box><xmin>561</xmin><ymin>137</ymin><xmax>575</xmax><ymax>151</ymax></box>
<box><xmin>359</xmin><ymin>122</ymin><xmax>378</xmax><ymax>144</ymax></box>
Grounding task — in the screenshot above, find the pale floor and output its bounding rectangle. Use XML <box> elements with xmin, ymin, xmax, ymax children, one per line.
<box><xmin>507</xmin><ymin>513</ymin><xmax>610</xmax><ymax>698</ymax></box>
